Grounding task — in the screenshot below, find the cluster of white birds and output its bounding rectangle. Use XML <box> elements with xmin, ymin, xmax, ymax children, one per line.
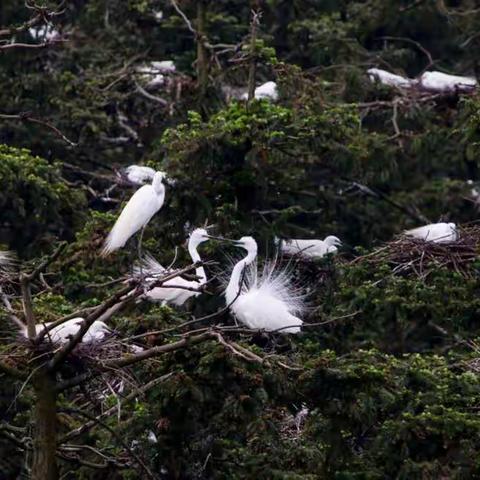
<box><xmin>4</xmin><ymin>163</ymin><xmax>461</xmax><ymax>346</ymax></box>
<box><xmin>367</xmin><ymin>68</ymin><xmax>477</xmax><ymax>93</ymax></box>
<box><xmin>29</xmin><ymin>25</ymin><xmax>60</xmax><ymax>41</ymax></box>
<box><xmin>98</xmin><ymin>167</ymin><xmax>345</xmax><ymax>336</ymax></box>
<box><xmin>136</xmin><ymin>60</ymin><xmax>176</xmax><ymax>89</ymax></box>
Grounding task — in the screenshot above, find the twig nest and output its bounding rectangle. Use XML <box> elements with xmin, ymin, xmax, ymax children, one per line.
<box><xmin>353</xmin><ymin>225</ymin><xmax>480</xmax><ymax>279</ymax></box>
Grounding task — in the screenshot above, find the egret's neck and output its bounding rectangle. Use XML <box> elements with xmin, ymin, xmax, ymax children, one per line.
<box><xmin>152</xmin><ymin>176</ymin><xmax>165</xmax><ymax>196</ymax></box>
<box><xmin>188</xmin><ymin>242</ymin><xmax>206</xmax><ymax>284</ymax></box>
<box><xmin>226</xmin><ymin>248</ymin><xmax>257</xmax><ymax>305</ymax></box>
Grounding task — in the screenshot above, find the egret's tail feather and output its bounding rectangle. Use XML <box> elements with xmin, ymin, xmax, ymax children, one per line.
<box><xmin>132</xmin><ymin>253</ymin><xmax>166</xmax><ymax>279</ymax></box>
<box><xmin>101</xmin><ymin>227</ymin><xmax>128</xmax><ymax>257</ymax></box>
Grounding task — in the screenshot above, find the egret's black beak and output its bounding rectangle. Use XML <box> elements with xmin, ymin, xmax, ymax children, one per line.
<box><xmin>205</xmin><ymin>235</ymin><xmax>236</xmax><ymax>243</ymax></box>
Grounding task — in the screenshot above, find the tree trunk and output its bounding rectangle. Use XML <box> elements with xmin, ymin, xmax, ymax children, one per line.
<box><xmin>196</xmin><ymin>0</ymin><xmax>208</xmax><ymax>97</ymax></box>
<box><xmin>31</xmin><ymin>370</ymin><xmax>58</xmax><ymax>480</ymax></box>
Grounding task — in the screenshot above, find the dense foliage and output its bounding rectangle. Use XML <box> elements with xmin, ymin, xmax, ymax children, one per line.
<box><xmin>2</xmin><ymin>0</ymin><xmax>480</xmax><ymax>478</ymax></box>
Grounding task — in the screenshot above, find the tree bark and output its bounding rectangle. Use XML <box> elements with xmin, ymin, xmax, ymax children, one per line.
<box><xmin>31</xmin><ymin>370</ymin><xmax>58</xmax><ymax>480</ymax></box>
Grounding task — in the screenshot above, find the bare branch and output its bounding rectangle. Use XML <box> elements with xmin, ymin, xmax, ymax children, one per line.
<box><xmin>0</xmin><ymin>112</ymin><xmax>77</xmax><ymax>146</ymax></box>
<box><xmin>134</xmin><ymin>81</ymin><xmax>169</xmax><ymax>106</ymax></box>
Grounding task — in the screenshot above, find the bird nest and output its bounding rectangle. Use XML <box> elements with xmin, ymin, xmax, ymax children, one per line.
<box><xmin>7</xmin><ymin>333</ymin><xmax>137</xmax><ymax>372</ymax></box>
<box><xmin>353</xmin><ymin>225</ymin><xmax>480</xmax><ymax>279</ymax></box>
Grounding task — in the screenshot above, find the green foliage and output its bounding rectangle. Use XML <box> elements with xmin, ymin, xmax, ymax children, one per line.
<box><xmin>0</xmin><ymin>145</ymin><xmax>86</xmax><ymax>253</ymax></box>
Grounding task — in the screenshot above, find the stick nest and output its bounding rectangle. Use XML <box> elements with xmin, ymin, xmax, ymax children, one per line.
<box><xmin>353</xmin><ymin>225</ymin><xmax>480</xmax><ymax>279</ymax></box>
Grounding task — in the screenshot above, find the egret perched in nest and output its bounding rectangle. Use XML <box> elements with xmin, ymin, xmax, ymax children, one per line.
<box><xmin>117</xmin><ymin>165</ymin><xmax>176</xmax><ymax>187</ymax></box>
<box><xmin>277</xmin><ymin>236</ymin><xmax>342</xmax><ymax>259</ymax></box>
<box><xmin>241</xmin><ymin>81</ymin><xmax>278</xmax><ymax>101</ymax></box>
<box><xmin>215</xmin><ymin>236</ymin><xmax>305</xmax><ymax>333</ymax></box>
<box><xmin>102</xmin><ymin>171</ymin><xmax>165</xmax><ymax>256</ymax></box>
<box><xmin>133</xmin><ymin>228</ymin><xmax>210</xmax><ymax>306</ymax></box>
<box><xmin>367</xmin><ymin>68</ymin><xmax>415</xmax><ymax>89</ymax></box>
<box><xmin>404</xmin><ymin>222</ymin><xmax>457</xmax><ymax>243</ymax></box>
<box><xmin>22</xmin><ymin>318</ymin><xmax>111</xmax><ymax>344</ymax></box>
<box><xmin>118</xmin><ymin>165</ymin><xmax>157</xmax><ymax>186</ymax></box>
<box><xmin>419</xmin><ymin>71</ymin><xmax>477</xmax><ymax>93</ymax></box>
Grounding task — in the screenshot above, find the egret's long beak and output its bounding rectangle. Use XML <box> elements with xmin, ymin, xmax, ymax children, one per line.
<box><xmin>205</xmin><ymin>235</ymin><xmax>237</xmax><ymax>243</ymax></box>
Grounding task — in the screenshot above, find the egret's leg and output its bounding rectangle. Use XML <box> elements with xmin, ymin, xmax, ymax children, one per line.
<box><xmin>137</xmin><ymin>225</ymin><xmax>146</xmax><ymax>277</ymax></box>
<box><xmin>137</xmin><ymin>225</ymin><xmax>146</xmax><ymax>260</ymax></box>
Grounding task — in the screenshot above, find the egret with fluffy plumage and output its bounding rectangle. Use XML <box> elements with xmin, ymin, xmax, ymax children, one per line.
<box><xmin>102</xmin><ymin>171</ymin><xmax>165</xmax><ymax>256</ymax></box>
<box><xmin>404</xmin><ymin>222</ymin><xmax>457</xmax><ymax>243</ymax></box>
<box><xmin>134</xmin><ymin>228</ymin><xmax>210</xmax><ymax>306</ymax></box>
<box><xmin>219</xmin><ymin>236</ymin><xmax>304</xmax><ymax>333</ymax></box>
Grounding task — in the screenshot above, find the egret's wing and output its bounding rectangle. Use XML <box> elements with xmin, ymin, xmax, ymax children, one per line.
<box><xmin>102</xmin><ymin>185</ymin><xmax>160</xmax><ymax>255</ymax></box>
<box><xmin>404</xmin><ymin>224</ymin><xmax>431</xmax><ymax>239</ymax></box>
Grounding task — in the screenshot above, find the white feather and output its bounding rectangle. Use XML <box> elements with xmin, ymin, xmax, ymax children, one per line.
<box><xmin>419</xmin><ymin>71</ymin><xmax>477</xmax><ymax>93</ymax></box>
<box><xmin>23</xmin><ymin>318</ymin><xmax>111</xmax><ymax>344</ymax></box>
<box><xmin>241</xmin><ymin>81</ymin><xmax>279</xmax><ymax>101</ymax></box>
<box><xmin>121</xmin><ymin>165</ymin><xmax>157</xmax><ymax>185</ymax></box>
<box><xmin>29</xmin><ymin>25</ymin><xmax>60</xmax><ymax>41</ymax></box>
<box><xmin>102</xmin><ymin>172</ymin><xmax>165</xmax><ymax>256</ymax></box>
<box><xmin>404</xmin><ymin>222</ymin><xmax>457</xmax><ymax>243</ymax></box>
<box><xmin>151</xmin><ymin>60</ymin><xmax>176</xmax><ymax>73</ymax></box>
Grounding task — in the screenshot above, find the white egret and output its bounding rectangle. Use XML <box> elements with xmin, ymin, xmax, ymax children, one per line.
<box><xmin>419</xmin><ymin>71</ymin><xmax>477</xmax><ymax>93</ymax></box>
<box><xmin>133</xmin><ymin>228</ymin><xmax>210</xmax><ymax>306</ymax></box>
<box><xmin>151</xmin><ymin>60</ymin><xmax>176</xmax><ymax>73</ymax></box>
<box><xmin>404</xmin><ymin>222</ymin><xmax>457</xmax><ymax>243</ymax></box>
<box><xmin>136</xmin><ymin>63</ymin><xmax>165</xmax><ymax>88</ymax></box>
<box><xmin>102</xmin><ymin>171</ymin><xmax>165</xmax><ymax>256</ymax></box>
<box><xmin>118</xmin><ymin>165</ymin><xmax>157</xmax><ymax>186</ymax></box>
<box><xmin>278</xmin><ymin>236</ymin><xmax>342</xmax><ymax>259</ymax></box>
<box><xmin>22</xmin><ymin>318</ymin><xmax>110</xmax><ymax>344</ymax></box>
<box><xmin>367</xmin><ymin>68</ymin><xmax>415</xmax><ymax>88</ymax></box>
<box><xmin>117</xmin><ymin>165</ymin><xmax>176</xmax><ymax>187</ymax></box>
<box><xmin>241</xmin><ymin>81</ymin><xmax>278</xmax><ymax>101</ymax></box>
<box><xmin>219</xmin><ymin>236</ymin><xmax>304</xmax><ymax>333</ymax></box>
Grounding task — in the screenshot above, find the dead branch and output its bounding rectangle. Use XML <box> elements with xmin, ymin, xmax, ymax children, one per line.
<box><xmin>0</xmin><ymin>112</ymin><xmax>77</xmax><ymax>146</ymax></box>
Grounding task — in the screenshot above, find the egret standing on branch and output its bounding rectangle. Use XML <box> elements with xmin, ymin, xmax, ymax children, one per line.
<box><xmin>134</xmin><ymin>228</ymin><xmax>211</xmax><ymax>306</ymax></box>
<box><xmin>214</xmin><ymin>236</ymin><xmax>305</xmax><ymax>333</ymax></box>
<box><xmin>102</xmin><ymin>171</ymin><xmax>165</xmax><ymax>256</ymax></box>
